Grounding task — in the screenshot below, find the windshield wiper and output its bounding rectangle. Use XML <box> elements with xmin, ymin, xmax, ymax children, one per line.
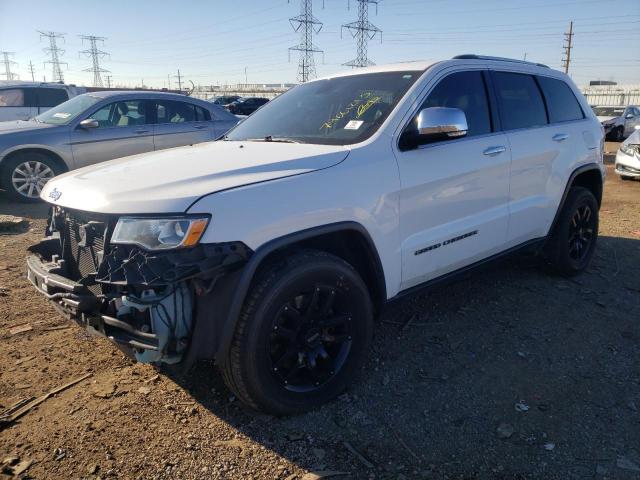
<box><xmin>263</xmin><ymin>136</ymin><xmax>300</xmax><ymax>144</ymax></box>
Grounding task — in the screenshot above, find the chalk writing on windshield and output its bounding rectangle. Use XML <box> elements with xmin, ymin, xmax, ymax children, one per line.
<box><xmin>320</xmin><ymin>91</ymin><xmax>382</xmax><ymax>131</ymax></box>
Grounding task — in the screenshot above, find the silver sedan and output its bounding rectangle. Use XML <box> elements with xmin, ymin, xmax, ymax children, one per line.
<box><xmin>0</xmin><ymin>91</ymin><xmax>238</xmax><ymax>202</ymax></box>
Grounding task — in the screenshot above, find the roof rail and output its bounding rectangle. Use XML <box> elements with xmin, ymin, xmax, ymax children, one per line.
<box><xmin>452</xmin><ymin>54</ymin><xmax>549</xmax><ymax>69</ymax></box>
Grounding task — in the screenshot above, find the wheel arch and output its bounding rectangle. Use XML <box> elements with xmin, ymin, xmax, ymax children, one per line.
<box><xmin>548</xmin><ymin>163</ymin><xmax>603</xmax><ymax>236</ymax></box>
<box><xmin>0</xmin><ymin>147</ymin><xmax>69</xmax><ymax>174</ymax></box>
<box><xmin>214</xmin><ymin>221</ymin><xmax>386</xmax><ymax>362</ymax></box>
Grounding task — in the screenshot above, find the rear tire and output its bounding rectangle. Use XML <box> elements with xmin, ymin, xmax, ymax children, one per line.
<box><xmin>220</xmin><ymin>250</ymin><xmax>373</xmax><ymax>415</ymax></box>
<box><xmin>613</xmin><ymin>126</ymin><xmax>624</xmax><ymax>142</ymax></box>
<box><xmin>1</xmin><ymin>152</ymin><xmax>62</xmax><ymax>203</ymax></box>
<box><xmin>544</xmin><ymin>187</ymin><xmax>599</xmax><ymax>276</ymax></box>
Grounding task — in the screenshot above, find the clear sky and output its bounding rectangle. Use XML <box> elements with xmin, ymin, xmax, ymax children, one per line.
<box><xmin>0</xmin><ymin>0</ymin><xmax>638</xmax><ymax>88</ymax></box>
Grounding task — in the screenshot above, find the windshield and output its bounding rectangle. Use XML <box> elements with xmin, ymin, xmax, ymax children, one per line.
<box><xmin>225</xmin><ymin>71</ymin><xmax>420</xmax><ymax>145</ymax></box>
<box><xmin>35</xmin><ymin>94</ymin><xmax>101</xmax><ymax>125</ymax></box>
<box><xmin>593</xmin><ymin>106</ymin><xmax>624</xmax><ymax>117</ymax></box>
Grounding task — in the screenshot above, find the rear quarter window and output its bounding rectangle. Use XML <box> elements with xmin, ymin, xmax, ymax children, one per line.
<box><xmin>492</xmin><ymin>71</ymin><xmax>548</xmax><ymax>130</ymax></box>
<box><xmin>37</xmin><ymin>88</ymin><xmax>69</xmax><ymax>107</ymax></box>
<box><xmin>536</xmin><ymin>76</ymin><xmax>584</xmax><ymax>123</ymax></box>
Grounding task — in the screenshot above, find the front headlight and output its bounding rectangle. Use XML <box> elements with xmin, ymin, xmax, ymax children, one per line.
<box><xmin>620</xmin><ymin>143</ymin><xmax>638</xmax><ymax>156</ymax></box>
<box><xmin>111</xmin><ymin>216</ymin><xmax>209</xmax><ymax>250</ymax></box>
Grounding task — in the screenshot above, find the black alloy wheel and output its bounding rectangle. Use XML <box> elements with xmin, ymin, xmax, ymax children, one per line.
<box><xmin>220</xmin><ymin>250</ymin><xmax>373</xmax><ymax>415</ymax></box>
<box><xmin>269</xmin><ymin>284</ymin><xmax>353</xmax><ymax>392</ymax></box>
<box><xmin>567</xmin><ymin>204</ymin><xmax>595</xmax><ymax>262</ymax></box>
<box><xmin>544</xmin><ymin>186</ymin><xmax>599</xmax><ymax>276</ymax></box>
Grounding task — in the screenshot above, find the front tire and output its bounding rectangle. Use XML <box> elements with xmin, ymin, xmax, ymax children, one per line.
<box><xmin>1</xmin><ymin>152</ymin><xmax>61</xmax><ymax>203</ymax></box>
<box><xmin>544</xmin><ymin>186</ymin><xmax>599</xmax><ymax>276</ymax></box>
<box><xmin>220</xmin><ymin>250</ymin><xmax>373</xmax><ymax>415</ymax></box>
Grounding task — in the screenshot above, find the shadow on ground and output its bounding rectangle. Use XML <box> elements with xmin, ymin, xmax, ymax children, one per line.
<box><xmin>164</xmin><ymin>234</ymin><xmax>640</xmax><ymax>479</ymax></box>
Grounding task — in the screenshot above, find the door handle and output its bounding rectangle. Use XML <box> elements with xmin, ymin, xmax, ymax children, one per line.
<box><xmin>193</xmin><ymin>124</ymin><xmax>208</xmax><ymax>130</ymax></box>
<box><xmin>483</xmin><ymin>146</ymin><xmax>506</xmax><ymax>156</ymax></box>
<box><xmin>135</xmin><ymin>129</ymin><xmax>150</xmax><ymax>134</ymax></box>
<box><xmin>552</xmin><ymin>133</ymin><xmax>569</xmax><ymax>142</ymax></box>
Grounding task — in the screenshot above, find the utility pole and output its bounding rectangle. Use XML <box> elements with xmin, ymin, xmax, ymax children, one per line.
<box><xmin>288</xmin><ymin>0</ymin><xmax>324</xmax><ymax>83</ymax></box>
<box><xmin>167</xmin><ymin>74</ymin><xmax>171</xmax><ymax>89</ymax></box>
<box><xmin>244</xmin><ymin>67</ymin><xmax>248</xmax><ymax>85</ymax></box>
<box><xmin>342</xmin><ymin>0</ymin><xmax>382</xmax><ymax>67</ymax></box>
<box><xmin>28</xmin><ymin>60</ymin><xmax>36</xmax><ymax>81</ymax></box>
<box><xmin>105</xmin><ymin>75</ymin><xmax>112</xmax><ymax>88</ymax></box>
<box><xmin>39</xmin><ymin>31</ymin><xmax>67</xmax><ymax>83</ymax></box>
<box><xmin>561</xmin><ymin>20</ymin><xmax>573</xmax><ymax>74</ymax></box>
<box><xmin>174</xmin><ymin>69</ymin><xmax>183</xmax><ymax>91</ymax></box>
<box><xmin>1</xmin><ymin>52</ymin><xmax>18</xmax><ymax>80</ymax></box>
<box><xmin>79</xmin><ymin>35</ymin><xmax>110</xmax><ymax>87</ymax></box>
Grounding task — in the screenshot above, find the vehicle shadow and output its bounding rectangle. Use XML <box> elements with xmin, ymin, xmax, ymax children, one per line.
<box><xmin>163</xmin><ymin>234</ymin><xmax>640</xmax><ymax>478</ymax></box>
<box><xmin>0</xmin><ymin>190</ymin><xmax>49</xmax><ymax>220</ymax></box>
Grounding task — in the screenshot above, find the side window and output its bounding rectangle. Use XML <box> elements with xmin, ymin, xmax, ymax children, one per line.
<box><xmin>194</xmin><ymin>105</ymin><xmax>211</xmax><ymax>121</ymax></box>
<box><xmin>156</xmin><ymin>100</ymin><xmax>196</xmax><ymax>123</ymax></box>
<box><xmin>537</xmin><ymin>76</ymin><xmax>583</xmax><ymax>123</ymax></box>
<box><xmin>37</xmin><ymin>88</ymin><xmax>69</xmax><ymax>108</ymax></box>
<box><xmin>0</xmin><ymin>89</ymin><xmax>25</xmax><ymax>107</ymax></box>
<box><xmin>492</xmin><ymin>72</ymin><xmax>547</xmax><ymax>130</ymax></box>
<box><xmin>421</xmin><ymin>70</ymin><xmax>492</xmax><ymax>137</ymax></box>
<box><xmin>89</xmin><ymin>100</ymin><xmax>148</xmax><ymax>128</ymax></box>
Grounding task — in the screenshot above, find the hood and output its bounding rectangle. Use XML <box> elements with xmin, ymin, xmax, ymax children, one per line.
<box><xmin>622</xmin><ymin>129</ymin><xmax>640</xmax><ymax>146</ymax></box>
<box><xmin>597</xmin><ymin>115</ymin><xmax>619</xmax><ymax>124</ymax></box>
<box><xmin>0</xmin><ymin>120</ymin><xmax>56</xmax><ymax>134</ymax></box>
<box><xmin>41</xmin><ymin>141</ymin><xmax>350</xmax><ymax>214</ymax></box>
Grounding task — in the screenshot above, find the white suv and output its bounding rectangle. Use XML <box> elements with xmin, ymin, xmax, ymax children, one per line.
<box><xmin>27</xmin><ymin>55</ymin><xmax>604</xmax><ymax>414</ymax></box>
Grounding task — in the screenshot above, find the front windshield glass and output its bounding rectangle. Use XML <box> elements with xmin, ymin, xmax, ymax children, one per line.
<box><xmin>593</xmin><ymin>106</ymin><xmax>624</xmax><ymax>117</ymax></box>
<box><xmin>225</xmin><ymin>71</ymin><xmax>420</xmax><ymax>145</ymax></box>
<box><xmin>35</xmin><ymin>94</ymin><xmax>101</xmax><ymax>125</ymax></box>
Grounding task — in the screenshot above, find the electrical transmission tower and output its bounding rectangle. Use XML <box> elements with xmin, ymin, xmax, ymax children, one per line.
<box><xmin>288</xmin><ymin>0</ymin><xmax>324</xmax><ymax>83</ymax></box>
<box><xmin>1</xmin><ymin>52</ymin><xmax>18</xmax><ymax>80</ymax></box>
<box><xmin>561</xmin><ymin>21</ymin><xmax>574</xmax><ymax>74</ymax></box>
<box><xmin>39</xmin><ymin>31</ymin><xmax>67</xmax><ymax>82</ymax></box>
<box><xmin>341</xmin><ymin>0</ymin><xmax>382</xmax><ymax>68</ymax></box>
<box><xmin>79</xmin><ymin>35</ymin><xmax>110</xmax><ymax>87</ymax></box>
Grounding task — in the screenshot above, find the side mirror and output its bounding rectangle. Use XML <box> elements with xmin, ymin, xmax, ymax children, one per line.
<box><xmin>400</xmin><ymin>107</ymin><xmax>468</xmax><ymax>150</ymax></box>
<box><xmin>79</xmin><ymin>118</ymin><xmax>99</xmax><ymax>129</ymax></box>
<box><xmin>625</xmin><ymin>113</ymin><xmax>635</xmax><ymax>119</ymax></box>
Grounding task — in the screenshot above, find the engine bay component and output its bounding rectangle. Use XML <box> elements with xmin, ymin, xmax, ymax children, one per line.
<box><xmin>115</xmin><ymin>282</ymin><xmax>193</xmax><ymax>364</ymax></box>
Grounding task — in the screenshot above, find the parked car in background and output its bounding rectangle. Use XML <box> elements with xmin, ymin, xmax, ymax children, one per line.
<box><xmin>0</xmin><ymin>81</ymin><xmax>86</xmax><ymax>122</ymax></box>
<box><xmin>592</xmin><ymin>105</ymin><xmax>640</xmax><ymax>141</ymax></box>
<box><xmin>0</xmin><ymin>91</ymin><xmax>238</xmax><ymax>201</ymax></box>
<box><xmin>210</xmin><ymin>95</ymin><xmax>241</xmax><ymax>106</ymax></box>
<box><xmin>615</xmin><ymin>126</ymin><xmax>640</xmax><ymax>180</ymax></box>
<box><xmin>226</xmin><ymin>97</ymin><xmax>269</xmax><ymax>115</ymax></box>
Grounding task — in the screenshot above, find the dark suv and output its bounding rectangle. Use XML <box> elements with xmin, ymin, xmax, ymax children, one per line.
<box><xmin>226</xmin><ymin>97</ymin><xmax>269</xmax><ymax>115</ymax></box>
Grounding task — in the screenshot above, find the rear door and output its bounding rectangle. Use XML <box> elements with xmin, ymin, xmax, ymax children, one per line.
<box><xmin>0</xmin><ymin>88</ymin><xmax>36</xmax><ymax>121</ymax></box>
<box><xmin>70</xmin><ymin>99</ymin><xmax>155</xmax><ymax>168</ymax></box>
<box><xmin>492</xmin><ymin>71</ymin><xmax>586</xmax><ymax>244</ymax></box>
<box><xmin>395</xmin><ymin>69</ymin><xmax>512</xmax><ymax>289</ymax></box>
<box><xmin>152</xmin><ymin>100</ymin><xmax>213</xmax><ymax>150</ymax></box>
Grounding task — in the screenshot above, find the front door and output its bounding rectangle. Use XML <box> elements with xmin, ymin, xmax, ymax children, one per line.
<box><xmin>395</xmin><ymin>70</ymin><xmax>511</xmax><ymax>290</ymax></box>
<box><xmin>70</xmin><ymin>99</ymin><xmax>155</xmax><ymax>169</ymax></box>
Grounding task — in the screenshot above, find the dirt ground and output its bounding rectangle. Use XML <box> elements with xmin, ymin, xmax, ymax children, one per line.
<box><xmin>0</xmin><ymin>146</ymin><xmax>638</xmax><ymax>480</ymax></box>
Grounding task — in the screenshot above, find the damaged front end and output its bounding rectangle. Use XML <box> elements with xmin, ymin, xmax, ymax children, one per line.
<box><xmin>27</xmin><ymin>206</ymin><xmax>251</xmax><ymax>367</ymax></box>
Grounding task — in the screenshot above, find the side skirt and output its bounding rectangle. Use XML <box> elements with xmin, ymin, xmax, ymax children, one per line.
<box><xmin>387</xmin><ymin>237</ymin><xmax>546</xmax><ymax>304</ymax></box>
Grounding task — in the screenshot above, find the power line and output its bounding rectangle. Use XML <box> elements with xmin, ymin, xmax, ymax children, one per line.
<box><xmin>79</xmin><ymin>35</ymin><xmax>110</xmax><ymax>87</ymax></box>
<box><xmin>1</xmin><ymin>52</ymin><xmax>18</xmax><ymax>80</ymax></box>
<box><xmin>28</xmin><ymin>61</ymin><xmax>36</xmax><ymax>81</ymax></box>
<box><xmin>39</xmin><ymin>31</ymin><xmax>67</xmax><ymax>83</ymax></box>
<box><xmin>342</xmin><ymin>0</ymin><xmax>382</xmax><ymax>68</ymax></box>
<box><xmin>288</xmin><ymin>0</ymin><xmax>324</xmax><ymax>83</ymax></box>
<box><xmin>562</xmin><ymin>20</ymin><xmax>574</xmax><ymax>74</ymax></box>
